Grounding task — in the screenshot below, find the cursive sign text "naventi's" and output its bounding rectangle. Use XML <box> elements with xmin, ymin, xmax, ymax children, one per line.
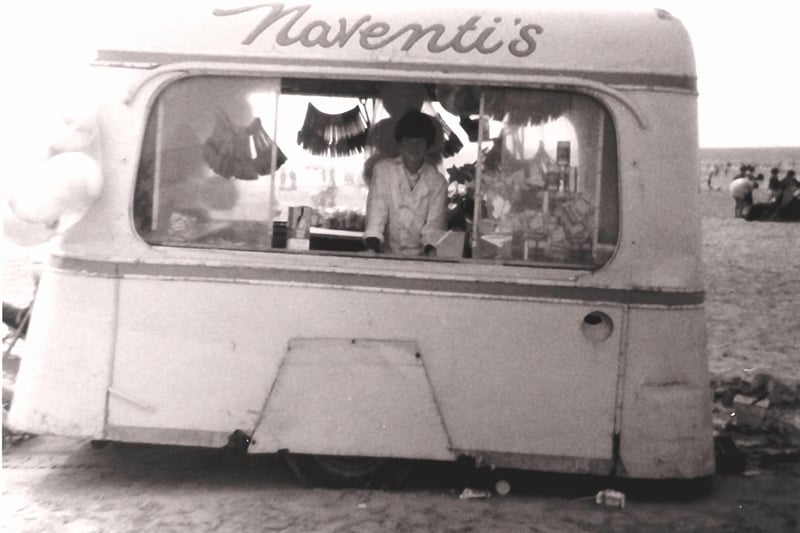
<box><xmin>214</xmin><ymin>3</ymin><xmax>543</xmax><ymax>58</ymax></box>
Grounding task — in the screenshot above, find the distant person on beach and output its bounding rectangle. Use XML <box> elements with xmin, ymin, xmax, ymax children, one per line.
<box><xmin>729</xmin><ymin>165</ymin><xmax>759</xmax><ymax>218</ymax></box>
<box><xmin>767</xmin><ymin>167</ymin><xmax>782</xmax><ymax>201</ymax></box>
<box><xmin>758</xmin><ymin>167</ymin><xmax>785</xmax><ymax>219</ymax></box>
<box><xmin>730</xmin><ymin>164</ymin><xmax>749</xmax><ymax>182</ymax></box>
<box><xmin>774</xmin><ymin>170</ymin><xmax>800</xmax><ymax>220</ymax></box>
<box><xmin>782</xmin><ymin>169</ymin><xmax>799</xmax><ymax>188</ymax></box>
<box><xmin>706</xmin><ymin>163</ymin><xmax>720</xmax><ymax>190</ymax></box>
<box><xmin>744</xmin><ymin>168</ymin><xmax>800</xmax><ymax>221</ymax></box>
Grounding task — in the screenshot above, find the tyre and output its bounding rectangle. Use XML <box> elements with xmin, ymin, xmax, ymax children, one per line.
<box><xmin>282</xmin><ymin>452</ymin><xmax>410</xmax><ymax>489</ymax></box>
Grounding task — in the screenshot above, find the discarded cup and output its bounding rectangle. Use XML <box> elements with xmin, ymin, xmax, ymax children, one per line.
<box><xmin>494</xmin><ymin>479</ymin><xmax>511</xmax><ymax>496</ymax></box>
<box><xmin>595</xmin><ymin>489</ymin><xmax>626</xmax><ymax>508</ymax></box>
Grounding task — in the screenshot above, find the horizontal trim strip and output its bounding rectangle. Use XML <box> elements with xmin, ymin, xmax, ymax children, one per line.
<box><xmin>104</xmin><ymin>424</ymin><xmax>229</xmax><ymax>449</ymax></box>
<box><xmin>52</xmin><ymin>256</ymin><xmax>704</xmax><ymax>307</ymax></box>
<box><xmin>95</xmin><ymin>49</ymin><xmax>697</xmax><ymax>92</ymax></box>
<box><xmin>455</xmin><ymin>449</ymin><xmax>613</xmax><ymax>476</ymax></box>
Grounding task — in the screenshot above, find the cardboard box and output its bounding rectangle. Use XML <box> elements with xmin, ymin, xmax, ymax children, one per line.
<box><xmin>287</xmin><ymin>237</ymin><xmax>310</xmax><ymax>251</ymax></box>
<box><xmin>435</xmin><ymin>231</ymin><xmax>465</xmax><ymax>258</ymax></box>
<box><xmin>733</xmin><ymin>394</ymin><xmax>768</xmax><ymax>429</ymax></box>
<box><xmin>478</xmin><ymin>233</ymin><xmax>513</xmax><ymax>259</ymax></box>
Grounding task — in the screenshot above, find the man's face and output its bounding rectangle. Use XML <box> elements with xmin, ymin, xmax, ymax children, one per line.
<box><xmin>399</xmin><ymin>136</ymin><xmax>428</xmax><ymax>172</ymax></box>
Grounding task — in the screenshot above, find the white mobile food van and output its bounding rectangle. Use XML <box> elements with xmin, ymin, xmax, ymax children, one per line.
<box><xmin>8</xmin><ymin>2</ymin><xmax>713</xmax><ymax>486</ymax></box>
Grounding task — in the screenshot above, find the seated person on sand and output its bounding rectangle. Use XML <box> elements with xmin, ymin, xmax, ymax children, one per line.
<box><xmin>728</xmin><ymin>166</ymin><xmax>759</xmax><ymax>219</ymax></box>
<box><xmin>767</xmin><ymin>168</ymin><xmax>782</xmax><ymax>202</ymax></box>
<box><xmin>744</xmin><ymin>169</ymin><xmax>800</xmax><ymax>221</ymax></box>
<box><xmin>363</xmin><ymin>111</ymin><xmax>447</xmax><ymax>256</ymax></box>
<box><xmin>774</xmin><ymin>170</ymin><xmax>800</xmax><ymax>220</ymax></box>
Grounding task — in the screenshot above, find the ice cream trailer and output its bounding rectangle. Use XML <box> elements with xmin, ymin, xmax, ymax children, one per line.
<box><xmin>7</xmin><ymin>2</ymin><xmax>713</xmax><ymax>486</ymax></box>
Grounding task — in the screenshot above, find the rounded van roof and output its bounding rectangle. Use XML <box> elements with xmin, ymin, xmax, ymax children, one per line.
<box><xmin>94</xmin><ymin>2</ymin><xmax>696</xmax><ymax>91</ymax></box>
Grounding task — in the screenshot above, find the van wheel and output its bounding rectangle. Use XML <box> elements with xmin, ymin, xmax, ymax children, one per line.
<box><xmin>282</xmin><ymin>452</ymin><xmax>409</xmax><ymax>488</ymax></box>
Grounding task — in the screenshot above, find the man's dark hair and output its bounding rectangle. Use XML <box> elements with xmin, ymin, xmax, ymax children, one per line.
<box><xmin>394</xmin><ymin>111</ymin><xmax>436</xmax><ymax>148</ymax></box>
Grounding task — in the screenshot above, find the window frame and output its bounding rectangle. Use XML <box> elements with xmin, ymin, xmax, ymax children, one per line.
<box><xmin>131</xmin><ymin>72</ymin><xmax>622</xmax><ymax>272</ymax></box>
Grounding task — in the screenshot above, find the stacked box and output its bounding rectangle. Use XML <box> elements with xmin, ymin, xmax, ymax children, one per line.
<box><xmin>565</xmin><ymin>222</ymin><xmax>590</xmax><ymax>243</ymax></box>
<box><xmin>545</xmin><ymin>224</ymin><xmax>570</xmax><ymax>260</ymax></box>
<box><xmin>477</xmin><ymin>232</ymin><xmax>513</xmax><ymax>259</ymax></box>
<box><xmin>548</xmin><ymin>225</ymin><xmax>566</xmax><ymax>244</ymax></box>
<box><xmin>287</xmin><ymin>237</ymin><xmax>310</xmax><ymax>250</ymax></box>
<box><xmin>525</xmin><ymin>212</ymin><xmax>546</xmax><ymax>235</ymax></box>
<box><xmin>559</xmin><ymin>194</ymin><xmax>594</xmax><ymax>246</ymax></box>
<box><xmin>560</xmin><ymin>195</ymin><xmax>593</xmax><ymax>225</ymax></box>
<box><xmin>477</xmin><ymin>218</ymin><xmax>497</xmax><ymax>235</ymax></box>
<box><xmin>476</xmin><ymin>191</ymin><xmax>595</xmax><ymax>262</ymax></box>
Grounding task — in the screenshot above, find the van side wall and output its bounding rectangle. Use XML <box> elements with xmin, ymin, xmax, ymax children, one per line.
<box><xmin>11</xmin><ymin>52</ymin><xmax>712</xmax><ymax>479</ymax></box>
<box><xmin>9</xmin><ymin>271</ymin><xmax>116</xmax><ymax>438</ymax></box>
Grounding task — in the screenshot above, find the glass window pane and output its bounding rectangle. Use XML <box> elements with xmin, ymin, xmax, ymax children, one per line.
<box><xmin>134</xmin><ymin>76</ymin><xmax>281</xmax><ymax>250</ymax></box>
<box><xmin>133</xmin><ymin>78</ymin><xmax>619</xmax><ymax>269</ymax></box>
<box><xmin>467</xmin><ymin>89</ymin><xmax>619</xmax><ymax>268</ymax></box>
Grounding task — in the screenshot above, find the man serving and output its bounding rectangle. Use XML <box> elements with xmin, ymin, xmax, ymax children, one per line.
<box><xmin>364</xmin><ymin>111</ymin><xmax>447</xmax><ymax>256</ymax></box>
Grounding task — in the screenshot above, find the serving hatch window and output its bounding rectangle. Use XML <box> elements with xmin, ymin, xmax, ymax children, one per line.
<box><xmin>133</xmin><ymin>75</ymin><xmax>619</xmax><ymax>268</ymax></box>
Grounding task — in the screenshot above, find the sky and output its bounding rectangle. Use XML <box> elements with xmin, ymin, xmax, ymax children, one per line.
<box><xmin>654</xmin><ymin>0</ymin><xmax>799</xmax><ymax>148</ymax></box>
<box><xmin>1</xmin><ymin>1</ymin><xmax>798</xmax><ymax>149</ymax></box>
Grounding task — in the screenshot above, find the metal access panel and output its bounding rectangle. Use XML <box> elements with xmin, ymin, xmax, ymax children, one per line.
<box><xmin>249</xmin><ymin>338</ymin><xmax>453</xmax><ymax>460</ymax></box>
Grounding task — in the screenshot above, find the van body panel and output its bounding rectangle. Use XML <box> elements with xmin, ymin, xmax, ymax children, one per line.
<box><xmin>104</xmin><ymin>270</ymin><xmax>622</xmax><ymax>463</ymax></box>
<box><xmin>249</xmin><ymin>338</ymin><xmax>453</xmax><ymax>459</ymax></box>
<box><xmin>63</xmin><ymin>78</ymin><xmax>703</xmax><ymax>294</ymax></box>
<box><xmin>619</xmin><ymin>307</ymin><xmax>714</xmax><ymax>478</ymax></box>
<box><xmin>8</xmin><ymin>271</ymin><xmax>116</xmax><ymax>438</ymax></box>
<box><xmin>94</xmin><ymin>4</ymin><xmax>695</xmax><ymax>85</ymax></box>
<box><xmin>9</xmin><ymin>3</ymin><xmax>713</xmax><ymax>480</ymax></box>
<box><xmin>612</xmin><ymin>90</ymin><xmax>703</xmax><ymax>291</ymax></box>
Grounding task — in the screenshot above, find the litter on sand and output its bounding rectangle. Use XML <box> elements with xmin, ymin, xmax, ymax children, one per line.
<box><xmin>595</xmin><ymin>489</ymin><xmax>626</xmax><ymax>508</ymax></box>
<box><xmin>459</xmin><ymin>488</ymin><xmax>492</xmax><ymax>500</ymax></box>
